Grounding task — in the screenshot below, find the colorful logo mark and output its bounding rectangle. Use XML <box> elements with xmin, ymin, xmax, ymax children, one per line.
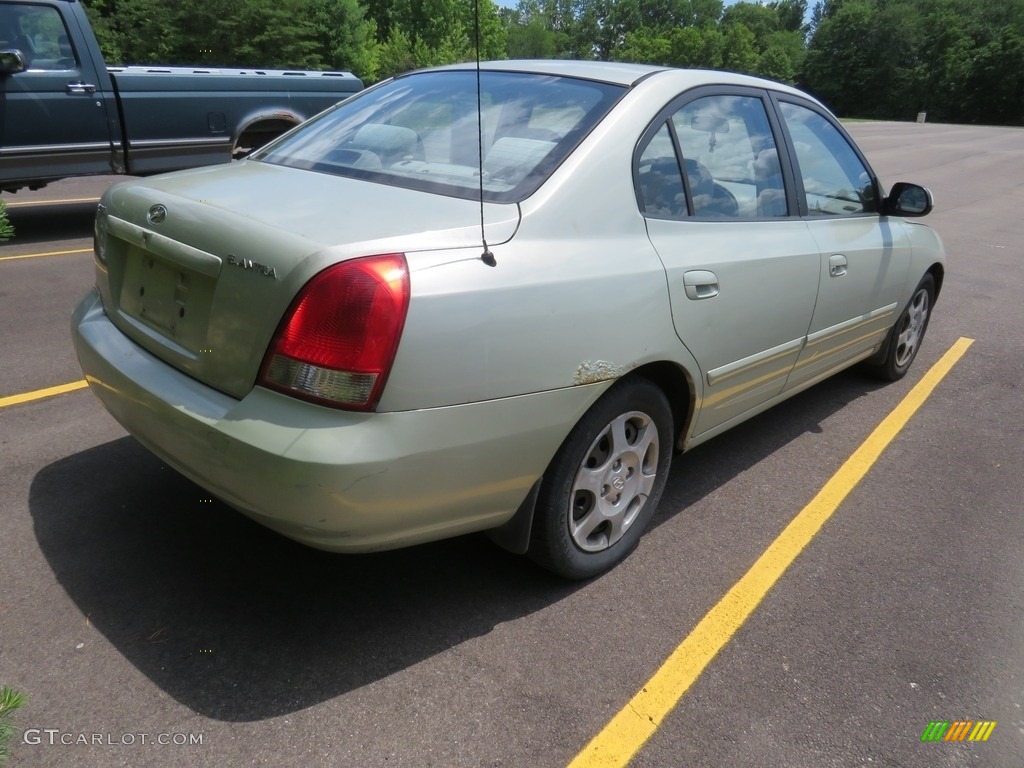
<box><xmin>921</xmin><ymin>721</ymin><xmax>996</xmax><ymax>742</ymax></box>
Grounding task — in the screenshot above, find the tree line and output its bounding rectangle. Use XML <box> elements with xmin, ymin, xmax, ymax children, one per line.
<box><xmin>82</xmin><ymin>0</ymin><xmax>1024</xmax><ymax>125</ymax></box>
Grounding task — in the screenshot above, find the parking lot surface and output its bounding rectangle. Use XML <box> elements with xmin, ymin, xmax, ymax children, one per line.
<box><xmin>1</xmin><ymin>123</ymin><xmax>1022</xmax><ymax>767</ymax></box>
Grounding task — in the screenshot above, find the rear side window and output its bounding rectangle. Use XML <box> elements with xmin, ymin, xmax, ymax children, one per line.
<box><xmin>674</xmin><ymin>95</ymin><xmax>787</xmax><ymax>218</ymax></box>
<box><xmin>636</xmin><ymin>93</ymin><xmax>788</xmax><ymax>220</ymax></box>
<box><xmin>256</xmin><ymin>70</ymin><xmax>624</xmax><ymax>203</ymax></box>
<box><xmin>779</xmin><ymin>102</ymin><xmax>877</xmax><ymax>216</ymax></box>
<box><xmin>637</xmin><ymin>123</ymin><xmax>688</xmax><ymax>219</ymax></box>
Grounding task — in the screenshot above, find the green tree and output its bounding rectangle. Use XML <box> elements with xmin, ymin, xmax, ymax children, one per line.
<box><xmin>375</xmin><ymin>27</ymin><xmax>425</xmax><ymax>76</ymax></box>
<box><xmin>84</xmin><ymin>0</ymin><xmax>378</xmax><ymax>79</ymax></box>
<box><xmin>914</xmin><ymin>0</ymin><xmax>1024</xmax><ymax>124</ymax></box>
<box><xmin>721</xmin><ymin>2</ymin><xmax>802</xmax><ymax>80</ymax></box>
<box><xmin>801</xmin><ymin>0</ymin><xmax>923</xmax><ymax>118</ymax></box>
<box><xmin>803</xmin><ymin>0</ymin><xmax>1024</xmax><ymax>123</ymax></box>
<box><xmin>504</xmin><ymin>0</ymin><xmax>591</xmax><ymax>59</ymax></box>
<box><xmin>722</xmin><ymin>1</ymin><xmax>781</xmax><ymax>42</ymax></box>
<box><xmin>616</xmin><ymin>25</ymin><xmax>672</xmax><ymax>64</ymax></box>
<box><xmin>720</xmin><ymin>21</ymin><xmax>758</xmax><ymax>73</ymax></box>
<box><xmin>369</xmin><ymin>0</ymin><xmax>505</xmax><ymax>79</ymax></box>
<box><xmin>669</xmin><ymin>25</ymin><xmax>724</xmax><ymax>67</ymax></box>
<box><xmin>757</xmin><ymin>43</ymin><xmax>795</xmax><ymax>82</ymax></box>
<box><xmin>76</xmin><ymin>0</ymin><xmax>1024</xmax><ymax>126</ymax></box>
<box><xmin>207</xmin><ymin>0</ymin><xmax>326</xmax><ymax>69</ymax></box>
<box><xmin>506</xmin><ymin>14</ymin><xmax>565</xmax><ymax>58</ymax></box>
<box><xmin>306</xmin><ymin>0</ymin><xmax>380</xmax><ymax>79</ymax></box>
<box><xmin>771</xmin><ymin>0</ymin><xmax>808</xmax><ymax>33</ymax></box>
<box><xmin>82</xmin><ymin>0</ymin><xmax>178</xmax><ymax>64</ymax></box>
<box><xmin>603</xmin><ymin>0</ymin><xmax>723</xmax><ymax>59</ymax></box>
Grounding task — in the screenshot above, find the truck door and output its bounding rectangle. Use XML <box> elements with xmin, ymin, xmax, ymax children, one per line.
<box><xmin>0</xmin><ymin>2</ymin><xmax>117</xmax><ymax>186</ymax></box>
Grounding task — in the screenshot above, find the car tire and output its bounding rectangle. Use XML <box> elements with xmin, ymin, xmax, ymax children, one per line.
<box><xmin>529</xmin><ymin>377</ymin><xmax>673</xmax><ymax>579</ymax></box>
<box><xmin>864</xmin><ymin>274</ymin><xmax>935</xmax><ymax>382</ymax></box>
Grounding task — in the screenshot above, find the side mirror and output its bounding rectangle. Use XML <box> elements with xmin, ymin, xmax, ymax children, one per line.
<box><xmin>885</xmin><ymin>182</ymin><xmax>933</xmax><ymax>217</ymax></box>
<box><xmin>0</xmin><ymin>49</ymin><xmax>27</xmax><ymax>75</ymax></box>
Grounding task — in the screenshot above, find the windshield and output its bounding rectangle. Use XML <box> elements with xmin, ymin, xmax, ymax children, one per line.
<box><xmin>255</xmin><ymin>70</ymin><xmax>625</xmax><ymax>203</ymax></box>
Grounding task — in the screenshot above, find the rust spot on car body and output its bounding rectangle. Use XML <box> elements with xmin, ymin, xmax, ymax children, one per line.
<box><xmin>572</xmin><ymin>360</ymin><xmax>632</xmax><ymax>386</ymax></box>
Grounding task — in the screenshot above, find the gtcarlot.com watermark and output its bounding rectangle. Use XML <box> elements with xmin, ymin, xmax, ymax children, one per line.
<box><xmin>23</xmin><ymin>728</ymin><xmax>204</xmax><ymax>747</ymax></box>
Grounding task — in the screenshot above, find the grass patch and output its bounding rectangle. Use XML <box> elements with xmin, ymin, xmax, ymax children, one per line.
<box><xmin>0</xmin><ymin>686</ymin><xmax>27</xmax><ymax>768</ymax></box>
<box><xmin>0</xmin><ymin>200</ymin><xmax>13</xmax><ymax>242</ymax></box>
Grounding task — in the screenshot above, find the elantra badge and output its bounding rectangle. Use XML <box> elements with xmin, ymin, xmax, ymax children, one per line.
<box><xmin>227</xmin><ymin>253</ymin><xmax>277</xmax><ymax>278</ymax></box>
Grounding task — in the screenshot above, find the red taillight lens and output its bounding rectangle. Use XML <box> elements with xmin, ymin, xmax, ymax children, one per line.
<box><xmin>259</xmin><ymin>253</ymin><xmax>409</xmax><ymax>410</ymax></box>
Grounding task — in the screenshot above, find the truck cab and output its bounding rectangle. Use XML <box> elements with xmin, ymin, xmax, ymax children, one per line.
<box><xmin>0</xmin><ymin>0</ymin><xmax>122</xmax><ymax>190</ymax></box>
<box><xmin>0</xmin><ymin>0</ymin><xmax>362</xmax><ymax>193</ymax></box>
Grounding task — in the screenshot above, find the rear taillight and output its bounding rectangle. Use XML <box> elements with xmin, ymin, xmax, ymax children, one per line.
<box><xmin>258</xmin><ymin>253</ymin><xmax>409</xmax><ymax>410</ymax></box>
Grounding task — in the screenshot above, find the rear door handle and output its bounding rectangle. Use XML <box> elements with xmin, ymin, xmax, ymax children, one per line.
<box><xmin>683</xmin><ymin>270</ymin><xmax>720</xmax><ymax>300</ymax></box>
<box><xmin>66</xmin><ymin>81</ymin><xmax>97</xmax><ymax>95</ymax></box>
<box><xmin>829</xmin><ymin>254</ymin><xmax>848</xmax><ymax>277</ymax></box>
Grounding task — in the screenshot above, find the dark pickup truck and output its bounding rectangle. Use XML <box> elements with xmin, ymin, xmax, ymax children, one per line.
<box><xmin>0</xmin><ymin>0</ymin><xmax>363</xmax><ymax>193</ymax></box>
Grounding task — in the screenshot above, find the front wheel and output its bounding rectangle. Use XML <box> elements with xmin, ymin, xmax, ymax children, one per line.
<box><xmin>529</xmin><ymin>378</ymin><xmax>673</xmax><ymax>579</ymax></box>
<box><xmin>865</xmin><ymin>274</ymin><xmax>935</xmax><ymax>381</ymax></box>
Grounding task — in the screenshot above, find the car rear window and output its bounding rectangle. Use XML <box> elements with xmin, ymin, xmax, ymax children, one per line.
<box><xmin>255</xmin><ymin>70</ymin><xmax>625</xmax><ymax>203</ymax></box>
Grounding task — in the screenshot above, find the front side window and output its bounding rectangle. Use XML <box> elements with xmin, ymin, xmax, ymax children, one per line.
<box><xmin>673</xmin><ymin>94</ymin><xmax>788</xmax><ymax>218</ymax></box>
<box><xmin>0</xmin><ymin>3</ymin><xmax>77</xmax><ymax>70</ymax></box>
<box><xmin>779</xmin><ymin>102</ymin><xmax>876</xmax><ymax>216</ymax></box>
<box><xmin>256</xmin><ymin>70</ymin><xmax>625</xmax><ymax>203</ymax></box>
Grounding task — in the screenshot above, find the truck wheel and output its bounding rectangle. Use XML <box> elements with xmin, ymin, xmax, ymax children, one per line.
<box><xmin>529</xmin><ymin>378</ymin><xmax>673</xmax><ymax>579</ymax></box>
<box><xmin>233</xmin><ymin>119</ymin><xmax>297</xmax><ymax>159</ymax></box>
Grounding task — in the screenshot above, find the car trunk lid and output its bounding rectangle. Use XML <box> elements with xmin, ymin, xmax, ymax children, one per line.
<box><xmin>95</xmin><ymin>161</ymin><xmax>519</xmax><ymax>400</ymax></box>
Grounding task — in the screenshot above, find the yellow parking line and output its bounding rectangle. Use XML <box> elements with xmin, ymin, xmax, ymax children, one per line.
<box><xmin>568</xmin><ymin>336</ymin><xmax>975</xmax><ymax>768</ymax></box>
<box><xmin>0</xmin><ymin>248</ymin><xmax>92</xmax><ymax>262</ymax></box>
<box><xmin>0</xmin><ymin>380</ymin><xmax>89</xmax><ymax>409</ymax></box>
<box><xmin>3</xmin><ymin>197</ymin><xmax>100</xmax><ymax>208</ymax></box>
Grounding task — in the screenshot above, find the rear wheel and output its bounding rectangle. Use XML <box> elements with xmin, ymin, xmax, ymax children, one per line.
<box><xmin>865</xmin><ymin>274</ymin><xmax>935</xmax><ymax>381</ymax></box>
<box><xmin>529</xmin><ymin>378</ymin><xmax>673</xmax><ymax>579</ymax></box>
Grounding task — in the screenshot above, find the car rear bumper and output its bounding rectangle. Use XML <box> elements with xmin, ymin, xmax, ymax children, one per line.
<box><xmin>72</xmin><ymin>288</ymin><xmax>607</xmax><ymax>552</ymax></box>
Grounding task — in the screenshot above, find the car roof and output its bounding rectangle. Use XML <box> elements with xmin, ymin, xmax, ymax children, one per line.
<box><xmin>430</xmin><ymin>59</ymin><xmax>667</xmax><ymax>86</ymax></box>
<box><xmin>425</xmin><ymin>60</ymin><xmax>814</xmax><ymax>99</ymax></box>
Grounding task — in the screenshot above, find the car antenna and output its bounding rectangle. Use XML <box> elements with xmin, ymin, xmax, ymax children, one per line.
<box><xmin>474</xmin><ymin>0</ymin><xmax>496</xmax><ymax>267</ymax></box>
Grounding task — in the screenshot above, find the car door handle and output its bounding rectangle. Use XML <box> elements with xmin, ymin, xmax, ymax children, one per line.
<box><xmin>66</xmin><ymin>81</ymin><xmax>97</xmax><ymax>95</ymax></box>
<box><xmin>683</xmin><ymin>270</ymin><xmax>720</xmax><ymax>300</ymax></box>
<box><xmin>829</xmin><ymin>254</ymin><xmax>848</xmax><ymax>277</ymax></box>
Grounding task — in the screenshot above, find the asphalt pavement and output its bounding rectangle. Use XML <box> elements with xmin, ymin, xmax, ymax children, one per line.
<box><xmin>1</xmin><ymin>123</ymin><xmax>1022</xmax><ymax>767</ymax></box>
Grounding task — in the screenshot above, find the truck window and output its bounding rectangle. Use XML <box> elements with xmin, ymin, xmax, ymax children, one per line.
<box><xmin>0</xmin><ymin>3</ymin><xmax>76</xmax><ymax>71</ymax></box>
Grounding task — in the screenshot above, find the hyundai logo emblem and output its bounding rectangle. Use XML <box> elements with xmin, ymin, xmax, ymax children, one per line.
<box><xmin>147</xmin><ymin>204</ymin><xmax>168</xmax><ymax>225</ymax></box>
